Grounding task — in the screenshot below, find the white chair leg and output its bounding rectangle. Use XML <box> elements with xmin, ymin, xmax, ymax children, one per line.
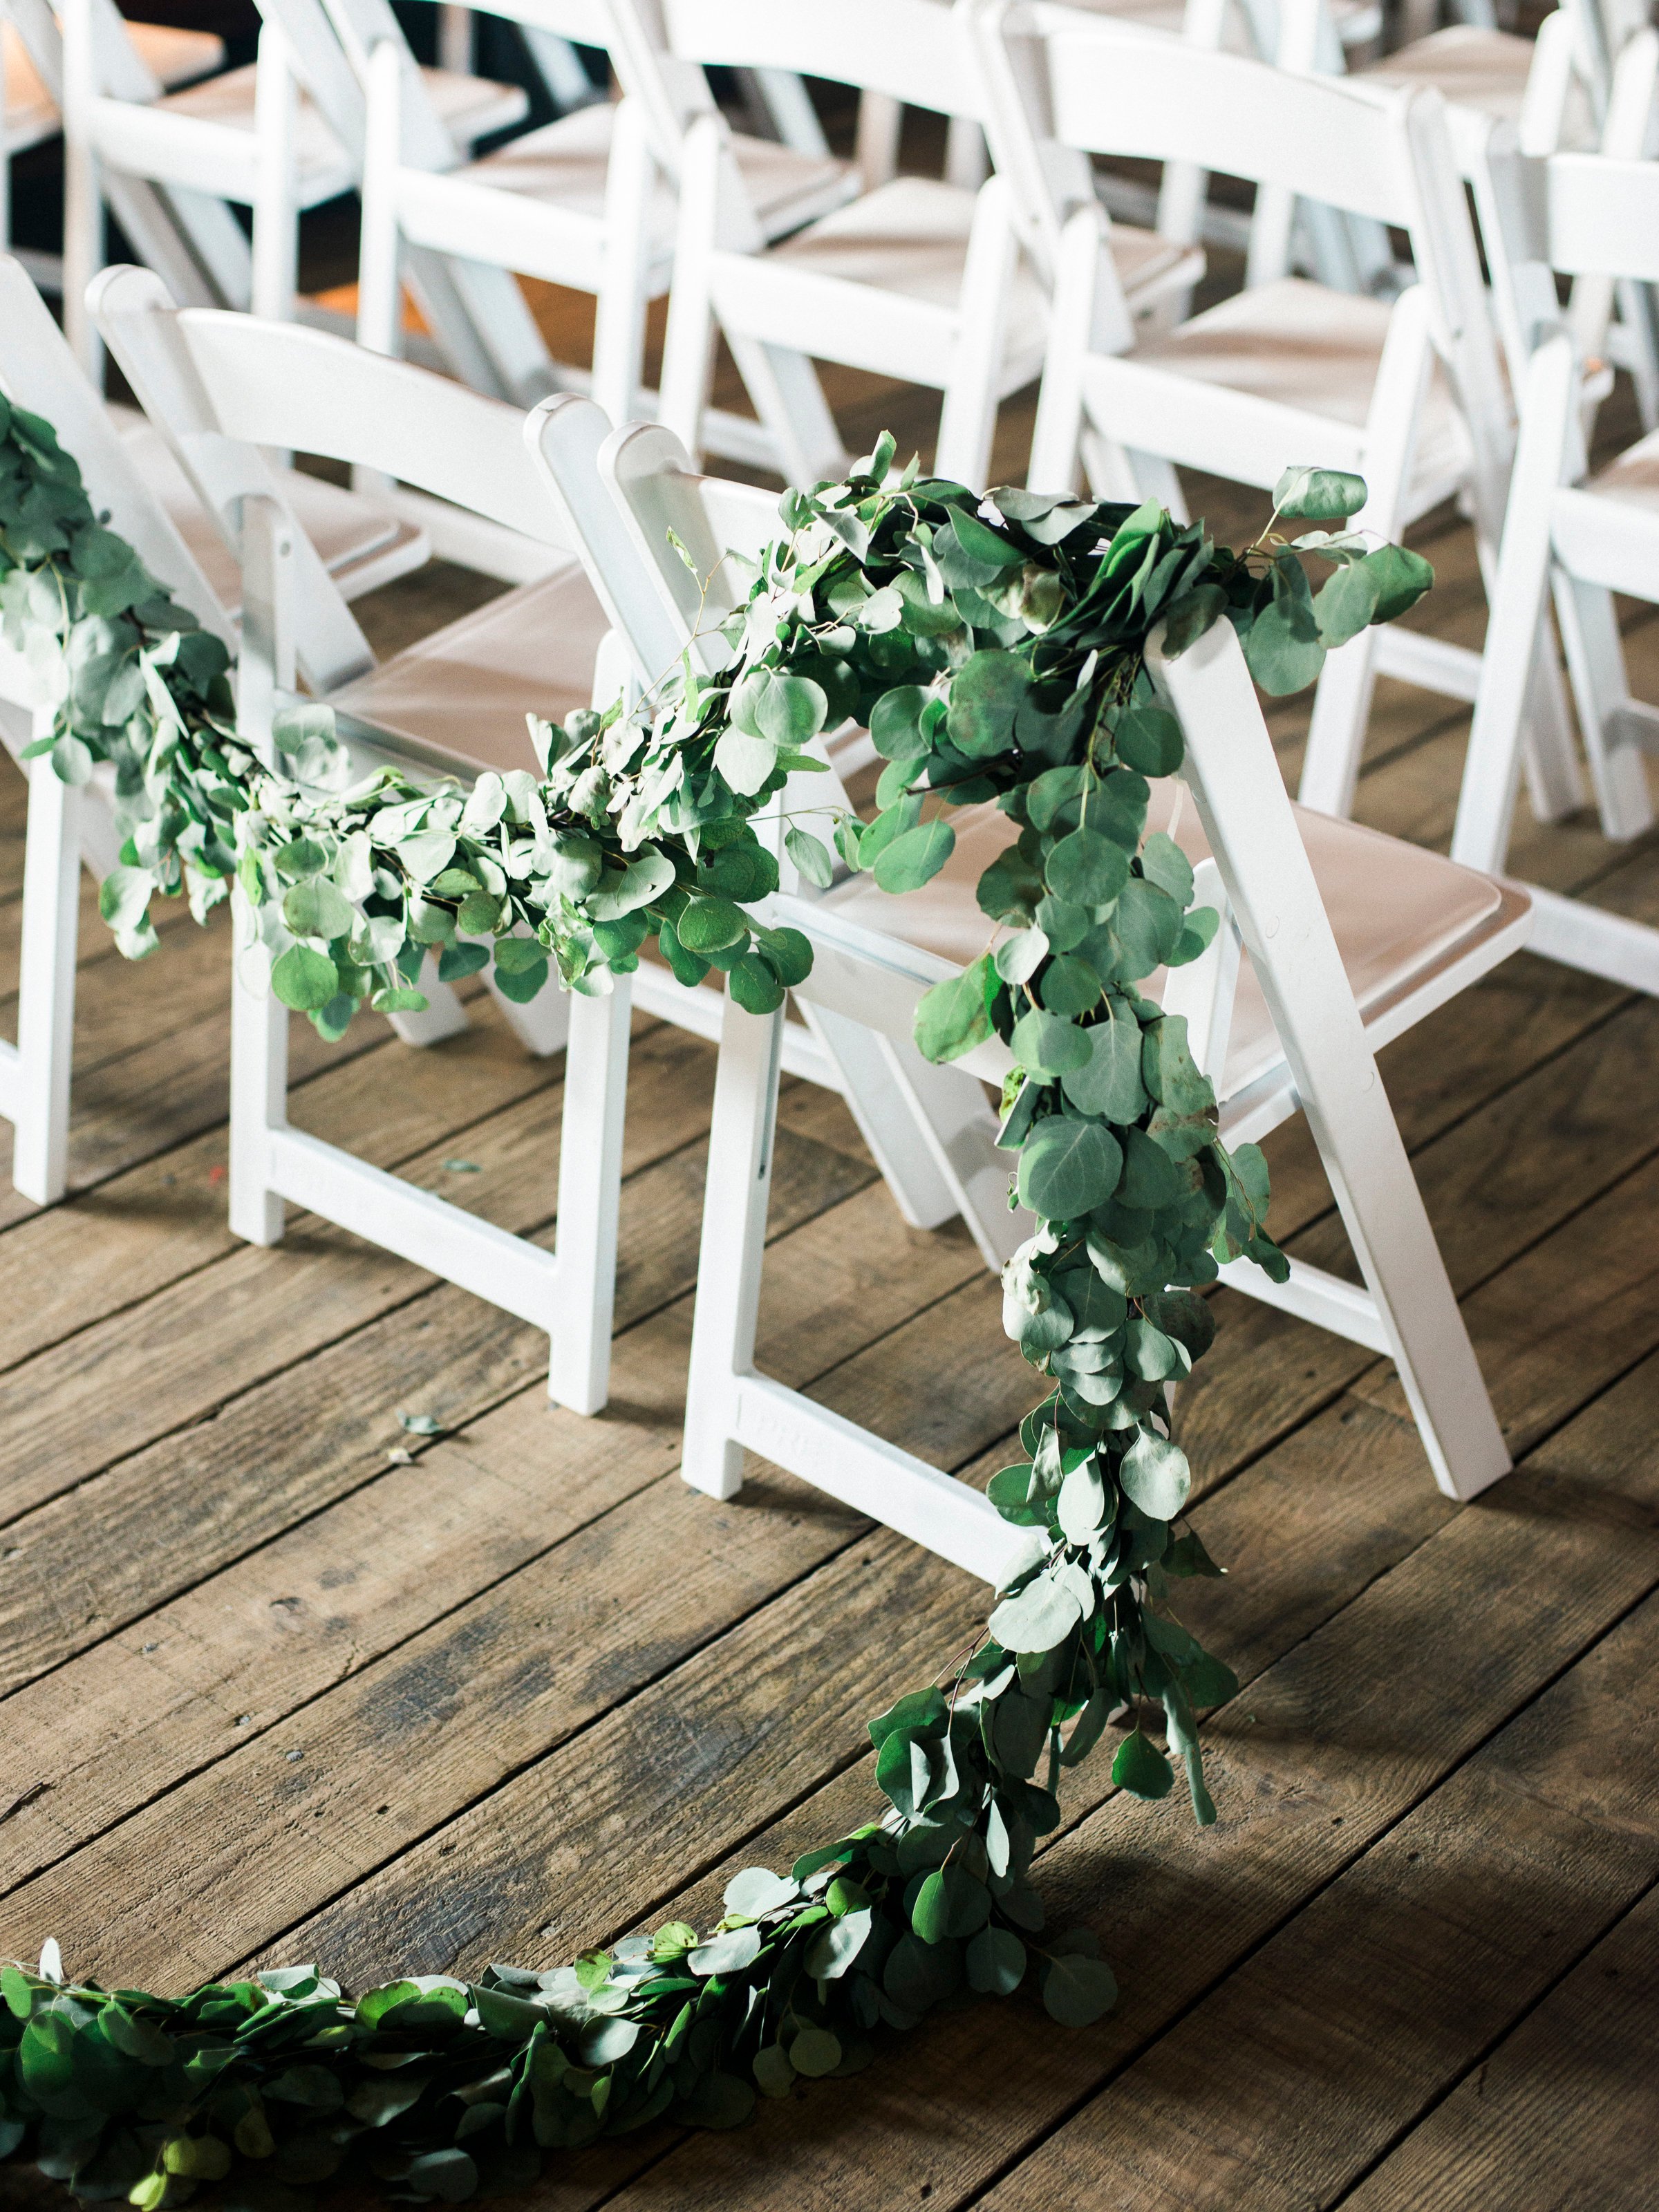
<box><xmin>944</xmin><ymin>115</ymin><xmax>989</xmax><ymax>191</ymax></box>
<box><xmin>1452</xmin><ymin>332</ymin><xmax>1577</xmax><ymax>872</ymax></box>
<box><xmin>1029</xmin><ymin>206</ymin><xmax>1102</xmax><ymax>495</ymax></box>
<box><xmin>11</xmin><ymin>751</ymin><xmax>82</xmax><ymax>1206</ymax></box>
<box><xmin>547</xmin><ymin>980</ymin><xmax>632</xmax><ymax>1414</ymax></box>
<box><xmin>657</xmin><ymin>120</ymin><xmax>724</xmax><ymax>464</ymax></box>
<box><xmin>384</xmin><ymin>955</ymin><xmax>471</xmax><ymax>1046</ymax></box>
<box><xmin>682</xmin><ymin>992</ymin><xmax>785</xmax><ymax>1501</ymax></box>
<box><xmin>935</xmin><ymin>176</ymin><xmax>1019</xmax><ymax>492</ymax></box>
<box><xmin>357</xmin><ymin>39</ymin><xmax>406</xmax><ymax>364</ymax></box>
<box><xmin>60</xmin><ymin>0</ymin><xmax>104</xmax><ymax>384</ymax></box>
<box><xmin>854</xmin><ymin>90</ymin><xmax>903</xmax><ymax>194</ymax></box>
<box><xmin>485</xmin><ymin>972</ymin><xmax>571</xmax><ymax>1056</ymax></box>
<box><xmin>800</xmin><ymin>1002</ymin><xmax>959</xmax><ymax>1232</ymax></box>
<box><xmin>229</xmin><ymin>903</ymin><xmax>288</xmax><ymax>1247</ymax></box>
<box><xmin>251</xmin><ymin>21</ymin><xmax>300</xmax><ymax>326</ymax></box>
<box><xmin>590</xmin><ymin>99</ymin><xmax>655</xmax><ymax>429</ymax></box>
<box><xmin>1555</xmin><ymin>570</ymin><xmax>1653</xmax><ymax>842</ymax></box>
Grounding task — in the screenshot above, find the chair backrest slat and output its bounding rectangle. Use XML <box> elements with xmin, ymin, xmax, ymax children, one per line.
<box><xmin>156</xmin><ymin>306</ymin><xmax>574</xmax><ymax>547</ymax></box>
<box><xmin>660</xmin><ymin>0</ymin><xmax>986</xmax><ymax>119</ymax></box>
<box><xmin>1033</xmin><ymin>3</ymin><xmax>1417</xmax><ymax>227</ymax></box>
<box><xmin>0</xmin><ymin>256</ymin><xmax>229</xmax><ymax>641</ymax></box>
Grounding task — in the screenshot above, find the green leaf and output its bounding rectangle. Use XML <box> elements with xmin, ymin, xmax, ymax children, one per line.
<box><xmin>1040</xmin><ymin>1951</ymin><xmax>1118</xmax><ymax>2027</ymax></box>
<box><xmin>1112</xmin><ymin>704</ymin><xmax>1184</xmax><ymax>776</ymax></box>
<box><xmin>1362</xmin><ymin>541</ymin><xmax>1434</xmax><ymax>623</ymax></box>
<box><xmin>1057</xmin><ymin>1454</ymin><xmax>1107</xmax><ymax>1545</ymax></box>
<box><xmin>282</xmin><ymin>877</ymin><xmax>354</xmax><ymax>942</ymax></box>
<box><xmin>714</xmin><ymin>727</ymin><xmax>778</xmax><ymax>796</ymax></box>
<box><xmin>728</xmin><ymin>951</ymin><xmax>786</xmax><ymax>1015</ymax></box>
<box><xmin>688</xmin><ymin>1926</ymin><xmax>763</xmax><ymax>1978</ymax></box>
<box><xmin>492</xmin><ymin>946</ymin><xmax>550</xmax><ymax>1002</ymax></box>
<box><xmin>915</xmin><ymin>957</ymin><xmax>993</xmax><ymax>1063</ymax></box>
<box><xmin>874</xmin><ymin>817</ymin><xmax>955</xmax><ymax>894</ymax></box>
<box><xmin>589</xmin><ymin>850</ymin><xmax>677</xmax><ymax>921</ymax></box>
<box><xmin>1137</xmin><ymin>833</ymin><xmax>1193</xmax><ymax>910</ymax></box>
<box><xmin>733</xmin><ymin>668</ymin><xmax>828</xmax><ymax>747</ymax></box>
<box><xmin>1060</xmin><ymin>1000</ymin><xmax>1147</xmax><ymax>1122</ymax></box>
<box><xmin>271</xmin><ymin>944</ymin><xmax>339</xmax><ymax>1012</ymax></box>
<box><xmin>948</xmin><ymin>504</ymin><xmax>1022</xmax><ymax>569</ymax></box>
<box><xmin>1313</xmin><ymin>554</ymin><xmax>1380</xmax><ymax>648</ymax></box>
<box><xmin>1242</xmin><ymin>594</ymin><xmax>1325</xmax><ymax>696</ymax></box>
<box><xmin>964</xmin><ymin>1926</ymin><xmax>1027</xmax><ymax>1996</ymax></box>
<box><xmin>788</xmin><ymin>2026</ymin><xmax>843</xmax><ymax>2077</ymax></box>
<box><xmin>1112</xmin><ymin>1728</ymin><xmax>1175</xmax><ymax>1800</ymax></box>
<box><xmin>1119</xmin><ymin>1427</ymin><xmax>1192</xmax><ymax>1520</ymax></box>
<box><xmin>723</xmin><ymin>1867</ymin><xmax>799</xmax><ymax>1920</ymax></box>
<box><xmin>677</xmin><ymin>896</ymin><xmax>749</xmax><ymax>954</ymax></box>
<box><xmin>753</xmin><ymin>2044</ymin><xmax>795</xmax><ymax>2099</ymax></box>
<box><xmin>1046</xmin><ymin>827</ymin><xmax>1130</xmax><ymax>910</ymax></box>
<box><xmin>1010</xmin><ymin>1007</ymin><xmax>1091</xmax><ymax>1077</ymax></box>
<box><xmin>946</xmin><ymin>649</ymin><xmax>1031</xmax><ymax>758</ymax></box>
<box><xmin>784</xmin><ymin>825</ymin><xmax>834</xmax><ymax>887</ymax></box>
<box><xmin>1158</xmin><ymin>583</ymin><xmax>1226</xmax><ymax>659</ymax></box>
<box><xmin>912</xmin><ymin>1864</ymin><xmax>991</xmax><ymax>1944</ymax></box>
<box><xmin>1017</xmin><ymin>1116</ymin><xmax>1123</xmax><ymax>1219</ymax></box>
<box><xmin>1273</xmin><ymin>465</ymin><xmax>1367</xmax><ymax>520</ymax></box>
<box><xmin>988</xmin><ymin>1567</ymin><xmax>1083</xmax><ymax>1653</ymax></box>
<box><xmin>869</xmin><ymin>685</ymin><xmax>932</xmax><ymax>759</ymax></box>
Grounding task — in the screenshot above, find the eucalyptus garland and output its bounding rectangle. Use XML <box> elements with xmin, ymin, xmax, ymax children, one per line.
<box><xmin>2</xmin><ymin>413</ymin><xmax>1432</xmax><ymax>2209</ymax></box>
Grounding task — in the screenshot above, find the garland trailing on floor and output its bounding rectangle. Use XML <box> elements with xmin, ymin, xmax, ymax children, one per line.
<box><xmin>1</xmin><ymin>412</ymin><xmax>1430</xmax><ymax>2209</ymax></box>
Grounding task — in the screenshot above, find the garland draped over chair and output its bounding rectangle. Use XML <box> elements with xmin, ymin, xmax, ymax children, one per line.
<box><xmin>0</xmin><ymin>404</ymin><xmax>1428</xmax><ymax>2209</ymax></box>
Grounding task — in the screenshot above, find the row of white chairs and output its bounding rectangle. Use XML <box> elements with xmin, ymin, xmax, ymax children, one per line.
<box><xmin>2</xmin><ymin>23</ymin><xmax>1658</xmax><ymax>1575</ymax></box>
<box><xmin>0</xmin><ymin>252</ymin><xmax>1520</xmax><ymax>1562</ymax></box>
<box><xmin>14</xmin><ymin>1</ymin><xmax>1656</xmax><ymax>821</ymax></box>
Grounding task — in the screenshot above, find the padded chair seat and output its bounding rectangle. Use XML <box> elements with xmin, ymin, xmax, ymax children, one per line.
<box><xmin>154</xmin><ymin>60</ymin><xmax>527</xmax><ymax>199</ymax></box>
<box><xmin>1552</xmin><ymin>425</ymin><xmax>1659</xmax><ymax>590</ymax></box>
<box><xmin>3</xmin><ymin>20</ymin><xmax>223</xmax><ymax>147</ymax></box>
<box><xmin>1093</xmin><ymin>274</ymin><xmax>1471</xmax><ymax>511</ymax></box>
<box><xmin>821</xmin><ymin>778</ymin><xmax>1517</xmax><ymax>1104</ymax></box>
<box><xmin>773</xmin><ymin>171</ymin><xmax>1190</xmax><ymax>321</ymax></box>
<box><xmin>1058</xmin><ymin>0</ymin><xmax>1380</xmax><ymax>49</ymax></box>
<box><xmin>449</xmin><ymin>99</ymin><xmax>853</xmax><ymax>250</ymax></box>
<box><xmin>1360</xmin><ymin>25</ymin><xmax>1599</xmax><ymax>167</ymax></box>
<box><xmin>110</xmin><ymin>406</ymin><xmax>424</xmax><ymax>608</ymax></box>
<box><xmin>329</xmin><ymin>561</ymin><xmax>610</xmax><ymax>778</ymax></box>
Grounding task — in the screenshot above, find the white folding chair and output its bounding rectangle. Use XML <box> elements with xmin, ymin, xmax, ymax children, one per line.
<box><xmin>2</xmin><ymin>0</ymin><xmax>225</xmax><ymax>281</ymax></box>
<box><xmin>997</xmin><ymin>4</ymin><xmax>1579</xmax><ymax>832</ymax></box>
<box><xmin>693</xmin><ymin>615</ymin><xmax>1526</xmax><ymax>1571</ymax></box>
<box><xmin>89</xmin><ymin>266</ymin><xmax>647</xmax><ymax>1409</ymax></box>
<box><xmin>349</xmin><ymin>0</ymin><xmax>855</xmax><ymax>467</ymax></box>
<box><xmin>654</xmin><ymin>0</ymin><xmax>1204</xmax><ymax>492</ymax></box>
<box><xmin>1454</xmin><ymin>133</ymin><xmax>1659</xmax><ymax>996</ymax></box>
<box><xmin>0</xmin><ymin>252</ymin><xmax>434</xmax><ymax>1205</ymax></box>
<box><xmin>57</xmin><ymin>0</ymin><xmax>530</xmax><ymax>378</ymax></box>
<box><xmin>545</xmin><ymin>427</ymin><xmax>1523</xmax><ymax>1565</ymax></box>
<box><xmin>527</xmin><ymin>398</ymin><xmax>1027</xmax><ymax>1269</ymax></box>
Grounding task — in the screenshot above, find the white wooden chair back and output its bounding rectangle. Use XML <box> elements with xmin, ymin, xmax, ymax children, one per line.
<box><xmin>659</xmin><ymin>0</ymin><xmax>989</xmax><ymax>121</ymax></box>
<box><xmin>1031</xmin><ymin>0</ymin><xmax>1510</xmax><ymax>455</ymax></box>
<box><xmin>88</xmin><ymin>263</ymin><xmax>378</xmax><ymax>699</ymax></box>
<box><xmin>527</xmin><ymin>397</ymin><xmax>1027</xmax><ymax>1266</ymax></box>
<box><xmin>662</xmin><ymin>590</ymin><xmax>1515</xmax><ymax>1585</ymax></box>
<box><xmin>0</xmin><ymin>254</ymin><xmax>226</xmax><ymax>641</ymax></box>
<box><xmin>1455</xmin><ymin>135</ymin><xmax>1659</xmax><ymax>929</ymax></box>
<box><xmin>0</xmin><ymin>254</ymin><xmax>232</xmax><ymax>1206</ymax></box>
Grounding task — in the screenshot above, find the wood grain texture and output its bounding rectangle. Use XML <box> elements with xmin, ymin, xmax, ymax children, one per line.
<box><xmin>8</xmin><ymin>270</ymin><xmax>1659</xmax><ymax>2212</ymax></box>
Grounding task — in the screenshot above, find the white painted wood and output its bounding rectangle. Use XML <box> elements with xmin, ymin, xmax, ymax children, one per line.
<box><xmin>11</xmin><ymin>727</ymin><xmax>82</xmax><ymax>1206</ymax></box>
<box><xmin>94</xmin><ymin>280</ymin><xmax>644</xmax><ymax>1409</ymax></box>
<box><xmin>1455</xmin><ymin>129</ymin><xmax>1659</xmax><ymax>1000</ymax></box>
<box><xmin>997</xmin><ymin>3</ymin><xmax>1559</xmax><ymax>826</ymax></box>
<box><xmin>1152</xmin><ymin>613</ymin><xmax>1514</xmax><ymax>1501</ymax></box>
<box><xmin>527</xmin><ymin>397</ymin><xmax>1026</xmax><ymax>1261</ymax></box>
<box><xmin>655</xmin><ymin>0</ymin><xmax>1199</xmax><ymax>489</ymax></box>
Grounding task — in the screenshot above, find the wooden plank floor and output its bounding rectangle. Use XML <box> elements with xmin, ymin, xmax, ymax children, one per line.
<box><xmin>4</xmin><ymin>294</ymin><xmax>1659</xmax><ymax>2212</ymax></box>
